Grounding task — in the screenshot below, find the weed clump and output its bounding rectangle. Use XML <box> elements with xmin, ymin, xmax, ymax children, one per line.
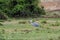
<box><xmin>51</xmin><ymin>22</ymin><xmax>60</xmax><ymax>26</ymax></box>
<box><xmin>0</xmin><ymin>20</ymin><xmax>4</xmax><ymax>22</ymax></box>
<box><xmin>35</xmin><ymin>28</ymin><xmax>40</xmax><ymax>31</ymax></box>
<box><xmin>41</xmin><ymin>20</ymin><xmax>47</xmax><ymax>24</ymax></box>
<box><xmin>1</xmin><ymin>29</ymin><xmax>5</xmax><ymax>34</ymax></box>
<box><xmin>0</xmin><ymin>23</ymin><xmax>3</xmax><ymax>26</ymax></box>
<box><xmin>21</xmin><ymin>29</ymin><xmax>32</xmax><ymax>34</ymax></box>
<box><xmin>0</xmin><ymin>30</ymin><xmax>5</xmax><ymax>40</ymax></box>
<box><xmin>18</xmin><ymin>21</ymin><xmax>26</xmax><ymax>24</ymax></box>
<box><xmin>7</xmin><ymin>19</ymin><xmax>11</xmax><ymax>22</ymax></box>
<box><xmin>49</xmin><ymin>38</ymin><xmax>53</xmax><ymax>40</ymax></box>
<box><xmin>14</xmin><ymin>28</ymin><xmax>17</xmax><ymax>32</ymax></box>
<box><xmin>58</xmin><ymin>36</ymin><xmax>60</xmax><ymax>39</ymax></box>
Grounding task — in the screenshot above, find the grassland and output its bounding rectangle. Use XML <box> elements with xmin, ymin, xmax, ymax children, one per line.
<box><xmin>0</xmin><ymin>18</ymin><xmax>60</xmax><ymax>40</ymax></box>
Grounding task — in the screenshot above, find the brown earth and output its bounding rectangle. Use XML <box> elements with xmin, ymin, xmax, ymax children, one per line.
<box><xmin>40</xmin><ymin>0</ymin><xmax>60</xmax><ymax>11</ymax></box>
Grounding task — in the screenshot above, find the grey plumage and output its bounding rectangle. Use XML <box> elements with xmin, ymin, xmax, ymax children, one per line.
<box><xmin>29</xmin><ymin>20</ymin><xmax>39</xmax><ymax>27</ymax></box>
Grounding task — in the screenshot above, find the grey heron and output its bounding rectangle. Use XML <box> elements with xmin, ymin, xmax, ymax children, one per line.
<box><xmin>29</xmin><ymin>20</ymin><xmax>40</xmax><ymax>27</ymax></box>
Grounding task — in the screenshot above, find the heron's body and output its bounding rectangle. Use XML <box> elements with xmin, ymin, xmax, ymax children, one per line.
<box><xmin>31</xmin><ymin>22</ymin><xmax>39</xmax><ymax>27</ymax></box>
<box><xmin>29</xmin><ymin>20</ymin><xmax>40</xmax><ymax>27</ymax></box>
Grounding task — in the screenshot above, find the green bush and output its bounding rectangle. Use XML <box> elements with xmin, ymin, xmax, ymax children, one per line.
<box><xmin>49</xmin><ymin>38</ymin><xmax>53</xmax><ymax>40</ymax></box>
<box><xmin>7</xmin><ymin>19</ymin><xmax>11</xmax><ymax>22</ymax></box>
<box><xmin>18</xmin><ymin>21</ymin><xmax>26</xmax><ymax>24</ymax></box>
<box><xmin>0</xmin><ymin>0</ymin><xmax>45</xmax><ymax>18</ymax></box>
<box><xmin>51</xmin><ymin>23</ymin><xmax>59</xmax><ymax>26</ymax></box>
<box><xmin>51</xmin><ymin>21</ymin><xmax>60</xmax><ymax>26</ymax></box>
<box><xmin>41</xmin><ymin>20</ymin><xmax>47</xmax><ymax>24</ymax></box>
<box><xmin>0</xmin><ymin>20</ymin><xmax>4</xmax><ymax>22</ymax></box>
<box><xmin>0</xmin><ymin>23</ymin><xmax>3</xmax><ymax>26</ymax></box>
<box><xmin>58</xmin><ymin>36</ymin><xmax>60</xmax><ymax>39</ymax></box>
<box><xmin>1</xmin><ymin>29</ymin><xmax>5</xmax><ymax>34</ymax></box>
<box><xmin>0</xmin><ymin>31</ymin><xmax>5</xmax><ymax>40</ymax></box>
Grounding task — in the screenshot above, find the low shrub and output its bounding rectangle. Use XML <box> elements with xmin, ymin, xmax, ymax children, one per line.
<box><xmin>55</xmin><ymin>21</ymin><xmax>59</xmax><ymax>26</ymax></box>
<box><xmin>0</xmin><ymin>20</ymin><xmax>4</xmax><ymax>22</ymax></box>
<box><xmin>49</xmin><ymin>38</ymin><xmax>53</xmax><ymax>40</ymax></box>
<box><xmin>0</xmin><ymin>23</ymin><xmax>3</xmax><ymax>26</ymax></box>
<box><xmin>0</xmin><ymin>31</ymin><xmax>5</xmax><ymax>40</ymax></box>
<box><xmin>46</xmin><ymin>27</ymin><xmax>50</xmax><ymax>29</ymax></box>
<box><xmin>35</xmin><ymin>28</ymin><xmax>39</xmax><ymax>31</ymax></box>
<box><xmin>51</xmin><ymin>22</ymin><xmax>59</xmax><ymax>26</ymax></box>
<box><xmin>14</xmin><ymin>29</ymin><xmax>17</xmax><ymax>32</ymax></box>
<box><xmin>58</xmin><ymin>36</ymin><xmax>60</xmax><ymax>39</ymax></box>
<box><xmin>1</xmin><ymin>29</ymin><xmax>5</xmax><ymax>34</ymax></box>
<box><xmin>21</xmin><ymin>29</ymin><xmax>32</xmax><ymax>34</ymax></box>
<box><xmin>41</xmin><ymin>20</ymin><xmax>47</xmax><ymax>24</ymax></box>
<box><xmin>18</xmin><ymin>21</ymin><xmax>26</xmax><ymax>24</ymax></box>
<box><xmin>7</xmin><ymin>19</ymin><xmax>11</xmax><ymax>22</ymax></box>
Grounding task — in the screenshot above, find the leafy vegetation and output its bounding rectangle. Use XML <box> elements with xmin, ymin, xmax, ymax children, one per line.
<box><xmin>0</xmin><ymin>29</ymin><xmax>5</xmax><ymax>40</ymax></box>
<box><xmin>0</xmin><ymin>23</ymin><xmax>3</xmax><ymax>26</ymax></box>
<box><xmin>41</xmin><ymin>20</ymin><xmax>47</xmax><ymax>24</ymax></box>
<box><xmin>0</xmin><ymin>0</ymin><xmax>45</xmax><ymax>19</ymax></box>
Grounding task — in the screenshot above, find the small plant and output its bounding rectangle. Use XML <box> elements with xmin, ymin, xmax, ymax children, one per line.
<box><xmin>35</xmin><ymin>28</ymin><xmax>39</xmax><ymax>31</ymax></box>
<box><xmin>46</xmin><ymin>27</ymin><xmax>50</xmax><ymax>29</ymax></box>
<box><xmin>49</xmin><ymin>38</ymin><xmax>53</xmax><ymax>40</ymax></box>
<box><xmin>41</xmin><ymin>20</ymin><xmax>47</xmax><ymax>24</ymax></box>
<box><xmin>51</xmin><ymin>23</ymin><xmax>59</xmax><ymax>26</ymax></box>
<box><xmin>7</xmin><ymin>19</ymin><xmax>11</xmax><ymax>22</ymax></box>
<box><xmin>47</xmin><ymin>31</ymin><xmax>51</xmax><ymax>33</ymax></box>
<box><xmin>18</xmin><ymin>21</ymin><xmax>26</xmax><ymax>24</ymax></box>
<box><xmin>0</xmin><ymin>23</ymin><xmax>3</xmax><ymax>26</ymax></box>
<box><xmin>1</xmin><ymin>29</ymin><xmax>5</xmax><ymax>34</ymax></box>
<box><xmin>58</xmin><ymin>36</ymin><xmax>60</xmax><ymax>39</ymax></box>
<box><xmin>0</xmin><ymin>20</ymin><xmax>4</xmax><ymax>22</ymax></box>
<box><xmin>21</xmin><ymin>29</ymin><xmax>32</xmax><ymax>34</ymax></box>
<box><xmin>0</xmin><ymin>31</ymin><xmax>5</xmax><ymax>40</ymax></box>
<box><xmin>55</xmin><ymin>24</ymin><xmax>59</xmax><ymax>26</ymax></box>
<box><xmin>51</xmin><ymin>24</ymin><xmax>55</xmax><ymax>26</ymax></box>
<box><xmin>14</xmin><ymin>29</ymin><xmax>17</xmax><ymax>32</ymax></box>
<box><xmin>35</xmin><ymin>28</ymin><xmax>40</xmax><ymax>33</ymax></box>
<box><xmin>24</xmin><ymin>30</ymin><xmax>30</xmax><ymax>33</ymax></box>
<box><xmin>55</xmin><ymin>21</ymin><xmax>60</xmax><ymax>26</ymax></box>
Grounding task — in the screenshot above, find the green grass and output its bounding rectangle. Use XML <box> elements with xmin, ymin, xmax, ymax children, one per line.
<box><xmin>0</xmin><ymin>18</ymin><xmax>60</xmax><ymax>40</ymax></box>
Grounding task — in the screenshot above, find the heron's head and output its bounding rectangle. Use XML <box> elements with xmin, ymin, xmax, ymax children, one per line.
<box><xmin>29</xmin><ymin>20</ymin><xmax>33</xmax><ymax>23</ymax></box>
<box><xmin>29</xmin><ymin>19</ymin><xmax>36</xmax><ymax>23</ymax></box>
